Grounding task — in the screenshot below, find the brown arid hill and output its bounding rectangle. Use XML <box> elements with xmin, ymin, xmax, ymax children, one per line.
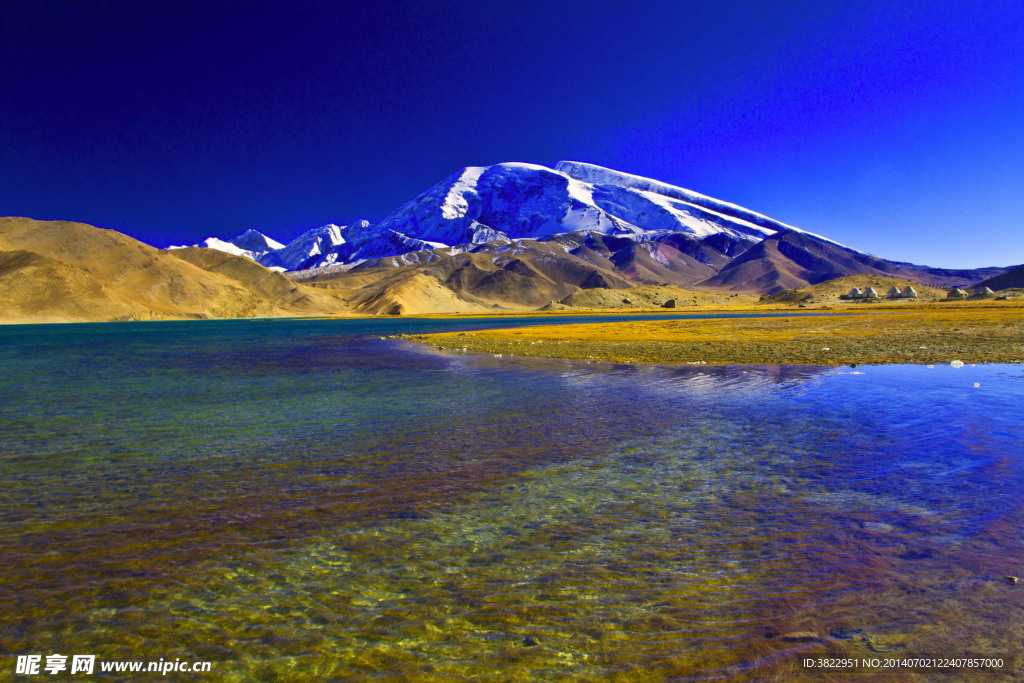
<box><xmin>166</xmin><ymin>247</ymin><xmax>343</xmax><ymax>311</ymax></box>
<box><xmin>2</xmin><ymin>216</ymin><xmax>1011</xmax><ymax>321</ymax></box>
<box><xmin>271</xmin><ymin>227</ymin><xmax>1007</xmax><ymax>315</ymax></box>
<box><xmin>349</xmin><ymin>272</ymin><xmax>494</xmax><ymax>316</ymax></box>
<box><xmin>692</xmin><ymin>230</ymin><xmax>1007</xmax><ymax>295</ymax></box>
<box><xmin>0</xmin><ymin>217</ymin><xmax>348</xmax><ymax>323</ymax></box>
<box><xmin>556</xmin><ymin>284</ymin><xmax>757</xmax><ymax>310</ymax></box>
<box><xmin>292</xmin><ymin>232</ymin><xmax>804</xmax><ymax>314</ymax></box>
<box><xmin>342</xmin><ymin>228</ymin><xmax>1002</xmax><ymax>303</ymax></box>
<box><xmin>294</xmin><ymin>239</ymin><xmax>642</xmax><ymax>314</ymax></box>
<box><xmin>556</xmin><ymin>232</ymin><xmax>723</xmax><ymax>288</ymax></box>
<box><xmin>978</xmin><ymin>263</ymin><xmax>1024</xmax><ymax>291</ymax></box>
<box><xmin>700</xmin><ymin>229</ymin><xmax>917</xmax><ymax>294</ymax></box>
<box><xmin>762</xmin><ymin>274</ymin><xmax>949</xmax><ymax>306</ymax></box>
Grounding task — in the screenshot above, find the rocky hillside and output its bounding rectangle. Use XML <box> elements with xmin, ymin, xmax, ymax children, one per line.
<box><xmin>978</xmin><ymin>263</ymin><xmax>1024</xmax><ymax>291</ymax></box>
<box><xmin>0</xmin><ymin>217</ymin><xmax>348</xmax><ymax>323</ymax></box>
<box><xmin>762</xmin><ymin>275</ymin><xmax>949</xmax><ymax>305</ymax></box>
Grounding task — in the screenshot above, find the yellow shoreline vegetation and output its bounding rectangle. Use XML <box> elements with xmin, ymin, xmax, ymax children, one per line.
<box><xmin>411</xmin><ymin>301</ymin><xmax>1024</xmax><ymax>366</ymax></box>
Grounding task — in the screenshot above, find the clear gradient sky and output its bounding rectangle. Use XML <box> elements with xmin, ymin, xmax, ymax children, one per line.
<box><xmin>2</xmin><ymin>0</ymin><xmax>1022</xmax><ymax>268</ymax></box>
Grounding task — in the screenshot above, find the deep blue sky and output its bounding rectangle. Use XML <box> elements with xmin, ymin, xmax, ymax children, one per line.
<box><xmin>2</xmin><ymin>0</ymin><xmax>1022</xmax><ymax>268</ymax></box>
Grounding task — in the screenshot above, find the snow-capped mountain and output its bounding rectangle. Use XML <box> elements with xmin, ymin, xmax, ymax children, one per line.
<box><xmin>170</xmin><ymin>229</ymin><xmax>284</xmax><ymax>264</ymax></box>
<box><xmin>178</xmin><ymin>161</ymin><xmax>846</xmax><ymax>271</ymax></box>
<box><xmin>276</xmin><ymin>160</ymin><xmax>850</xmax><ymax>271</ymax></box>
<box><xmin>259</xmin><ymin>223</ymin><xmax>349</xmax><ymax>271</ymax></box>
<box><xmin>229</xmin><ymin>228</ymin><xmax>285</xmax><ymax>254</ymax></box>
<box><xmin>170</xmin><ymin>161</ymin><xmax>998</xmax><ymax>296</ymax></box>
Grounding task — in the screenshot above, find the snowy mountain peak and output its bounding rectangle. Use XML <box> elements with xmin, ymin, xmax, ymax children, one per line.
<box><xmin>231</xmin><ymin>229</ymin><xmax>285</xmax><ymax>252</ymax></box>
<box><xmin>358</xmin><ymin>160</ymin><xmax>802</xmax><ymax>261</ymax></box>
<box><xmin>257</xmin><ymin>222</ymin><xmax>358</xmax><ymax>271</ymax></box>
<box><xmin>169</xmin><ymin>228</ymin><xmax>285</xmax><ymax>262</ymax></box>
<box><xmin>175</xmin><ymin>160</ymin><xmax>859</xmax><ymax>273</ymax></box>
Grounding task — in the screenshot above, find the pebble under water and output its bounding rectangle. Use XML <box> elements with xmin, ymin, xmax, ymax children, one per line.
<box><xmin>1</xmin><ymin>318</ymin><xmax>1022</xmax><ymax>681</ymax></box>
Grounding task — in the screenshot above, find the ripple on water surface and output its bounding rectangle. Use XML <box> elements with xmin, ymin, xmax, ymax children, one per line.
<box><xmin>0</xmin><ymin>320</ymin><xmax>1022</xmax><ymax>680</ymax></box>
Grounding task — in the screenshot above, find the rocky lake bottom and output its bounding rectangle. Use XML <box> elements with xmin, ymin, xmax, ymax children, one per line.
<box><xmin>1</xmin><ymin>316</ymin><xmax>1022</xmax><ymax>680</ymax></box>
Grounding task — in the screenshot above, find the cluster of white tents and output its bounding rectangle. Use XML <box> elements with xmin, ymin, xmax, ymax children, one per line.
<box><xmin>842</xmin><ymin>284</ymin><xmax>996</xmax><ymax>300</ymax></box>
<box><xmin>947</xmin><ymin>286</ymin><xmax>995</xmax><ymax>299</ymax></box>
<box><xmin>843</xmin><ymin>286</ymin><xmax>917</xmax><ymax>300</ymax></box>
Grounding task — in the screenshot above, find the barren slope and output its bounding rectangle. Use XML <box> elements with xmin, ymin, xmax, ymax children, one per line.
<box><xmin>763</xmin><ymin>275</ymin><xmax>949</xmax><ymax>305</ymax></box>
<box><xmin>0</xmin><ymin>217</ymin><xmax>346</xmax><ymax>322</ymax></box>
<box><xmin>978</xmin><ymin>263</ymin><xmax>1024</xmax><ymax>291</ymax></box>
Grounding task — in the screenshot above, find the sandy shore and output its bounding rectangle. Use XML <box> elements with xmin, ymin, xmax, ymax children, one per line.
<box><xmin>409</xmin><ymin>301</ymin><xmax>1024</xmax><ymax>366</ymax></box>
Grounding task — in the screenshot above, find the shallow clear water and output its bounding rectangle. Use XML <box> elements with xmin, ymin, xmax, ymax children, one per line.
<box><xmin>1</xmin><ymin>318</ymin><xmax>1022</xmax><ymax>681</ymax></box>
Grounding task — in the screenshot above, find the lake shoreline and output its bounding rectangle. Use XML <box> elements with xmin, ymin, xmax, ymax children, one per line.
<box><xmin>409</xmin><ymin>301</ymin><xmax>1024</xmax><ymax>366</ymax></box>
<box><xmin>4</xmin><ymin>296</ymin><xmax>1023</xmax><ymax>370</ymax></box>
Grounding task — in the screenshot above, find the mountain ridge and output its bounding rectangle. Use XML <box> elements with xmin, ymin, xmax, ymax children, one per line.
<box><xmin>174</xmin><ymin>160</ymin><xmax>1001</xmax><ymax>298</ymax></box>
<box><xmin>180</xmin><ymin>161</ymin><xmax>839</xmax><ymax>271</ymax></box>
<box><xmin>1</xmin><ymin>162</ymin><xmax>1014</xmax><ymax>322</ymax></box>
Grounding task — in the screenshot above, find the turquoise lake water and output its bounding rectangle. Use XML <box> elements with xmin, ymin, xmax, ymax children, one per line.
<box><xmin>1</xmin><ymin>317</ymin><xmax>1022</xmax><ymax>680</ymax></box>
